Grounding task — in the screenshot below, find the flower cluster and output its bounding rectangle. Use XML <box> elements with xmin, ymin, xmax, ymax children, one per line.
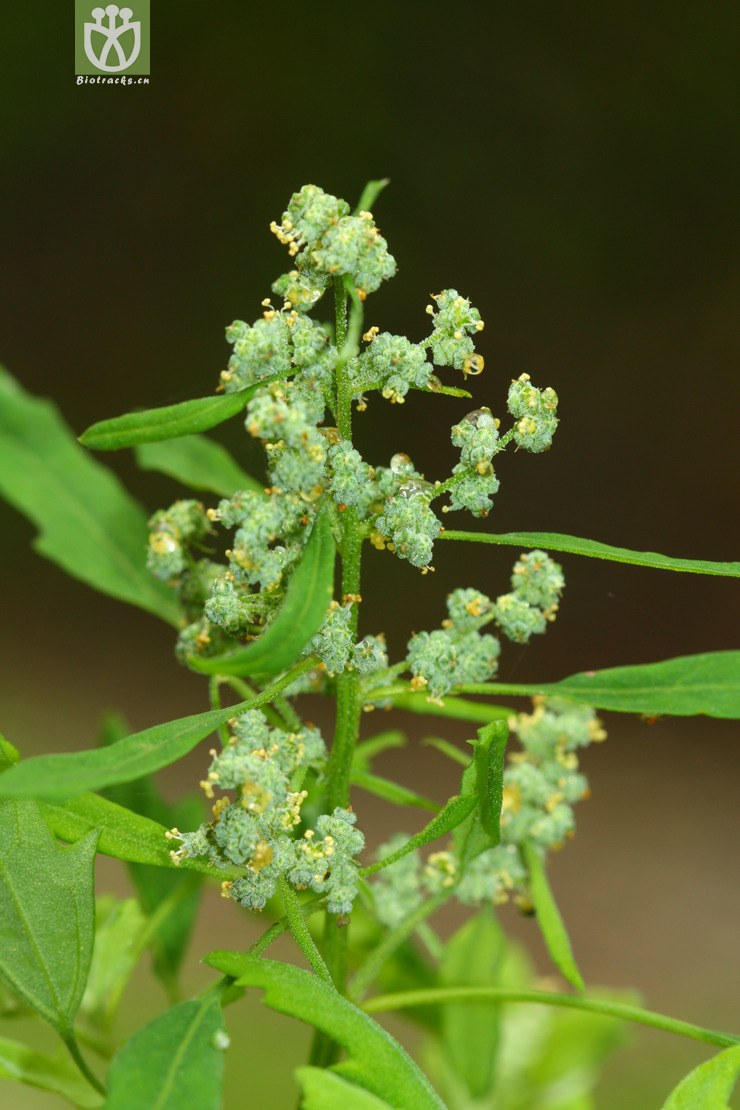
<box><xmin>147</xmin><ymin>500</ymin><xmax>211</xmax><ymax>583</ymax></box>
<box><xmin>166</xmin><ymin>708</ymin><xmax>364</xmax><ymax>914</ymax></box>
<box><xmin>271</xmin><ymin>184</ymin><xmax>396</xmax><ymax>299</ymax></box>
<box><xmin>406</xmin><ymin>587</ymin><xmax>502</xmax><ymax>699</ymax></box>
<box><xmin>447</xmin><ymin>407</ymin><xmax>501</xmax><ymax>517</ymax></box>
<box><xmin>507</xmin><ymin>373</ymin><xmax>559</xmax><ymax>453</ymax></box>
<box><xmin>349</xmin><ymin>331</ymin><xmax>434</xmax><ymax>404</ymax></box>
<box><xmin>371</xmin><ymin>698</ymin><xmax>606</xmax><ymax>924</ymax></box>
<box><xmin>425</xmin><ymin>289</ymin><xmax>485</xmax><ymax>371</ymax></box>
<box><xmin>493</xmin><ymin>549</ymin><xmax>564</xmax><ymax>644</ymax></box>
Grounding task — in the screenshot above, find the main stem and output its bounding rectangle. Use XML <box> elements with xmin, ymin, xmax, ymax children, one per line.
<box><xmin>309</xmin><ymin>279</ymin><xmax>364</xmax><ymax>1066</ymax></box>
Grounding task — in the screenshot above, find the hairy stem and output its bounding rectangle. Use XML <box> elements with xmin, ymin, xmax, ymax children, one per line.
<box><xmin>363</xmin><ymin>987</ymin><xmax>740</xmax><ymax>1050</ymax></box>
<box><xmin>278</xmin><ymin>877</ymin><xmax>334</xmax><ymax>987</ymax></box>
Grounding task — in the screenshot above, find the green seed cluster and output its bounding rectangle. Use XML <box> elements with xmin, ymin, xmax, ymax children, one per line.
<box><xmin>166</xmin><ymin>708</ymin><xmax>364</xmax><ymax>914</ymax></box>
<box><xmin>406</xmin><ymin>587</ymin><xmax>501</xmax><ymax>699</ymax></box>
<box><xmin>425</xmin><ymin>288</ymin><xmax>485</xmax><ymax>370</ymax></box>
<box><xmin>493</xmin><ymin>549</ymin><xmax>564</xmax><ymax>644</ymax></box>
<box><xmin>508</xmin><ymin>373</ymin><xmax>559</xmax><ymax>452</ymax></box>
<box><xmin>371</xmin><ymin>698</ymin><xmax>605</xmax><ymax>924</ymax></box>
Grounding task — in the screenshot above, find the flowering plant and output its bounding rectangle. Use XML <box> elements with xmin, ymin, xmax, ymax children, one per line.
<box><xmin>0</xmin><ymin>182</ymin><xmax>737</xmax><ymax>1108</ymax></box>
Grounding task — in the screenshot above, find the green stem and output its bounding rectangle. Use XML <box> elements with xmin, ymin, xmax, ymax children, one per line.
<box><xmin>278</xmin><ymin>877</ymin><xmax>334</xmax><ymax>987</ymax></box>
<box><xmin>362</xmin><ymin>686</ymin><xmax>515</xmax><ymax>724</ymax></box>
<box><xmin>249</xmin><ymin>895</ymin><xmax>326</xmax><ymax>957</ymax></box>
<box><xmin>362</xmin><ymin>987</ymin><xmax>740</xmax><ymax>1050</ymax></box>
<box><xmin>223</xmin><ymin>675</ymin><xmax>293</xmax><ymax>730</ymax></box>
<box><xmin>208</xmin><ymin>676</ymin><xmax>231</xmax><ymax>746</ymax></box>
<box><xmin>334</xmin><ymin>277</ymin><xmax>348</xmax><ymax>352</ymax></box>
<box><xmin>349</xmin><ymin>889</ymin><xmax>453</xmax><ymax>1002</ymax></box>
<box><xmin>63</xmin><ymin>1033</ymin><xmax>105</xmax><ymax>1096</ymax></box>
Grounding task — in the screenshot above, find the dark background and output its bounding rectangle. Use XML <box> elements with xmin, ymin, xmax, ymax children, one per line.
<box><xmin>1</xmin><ymin>3</ymin><xmax>738</xmax><ymax>1106</ymax></box>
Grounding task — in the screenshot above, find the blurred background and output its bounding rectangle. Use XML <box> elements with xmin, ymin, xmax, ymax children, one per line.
<box><xmin>1</xmin><ymin>2</ymin><xmax>738</xmax><ymax>1106</ymax></box>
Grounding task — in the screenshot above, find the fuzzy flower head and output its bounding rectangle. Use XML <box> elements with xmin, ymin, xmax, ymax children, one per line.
<box><xmin>426</xmin><ymin>289</ymin><xmax>485</xmax><ymax>371</ymax></box>
<box><xmin>507</xmin><ymin>373</ymin><xmax>559</xmax><ymax>452</ymax></box>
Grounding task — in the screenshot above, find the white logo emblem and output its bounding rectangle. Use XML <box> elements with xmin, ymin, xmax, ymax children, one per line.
<box><xmin>84</xmin><ymin>5</ymin><xmax>141</xmax><ymax>73</ymax></box>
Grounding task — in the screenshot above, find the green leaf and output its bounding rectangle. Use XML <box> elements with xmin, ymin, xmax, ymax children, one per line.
<box><xmin>39</xmin><ymin>790</ymin><xmax>235</xmax><ymax>878</ymax></box>
<box><xmin>79</xmin><ymin>378</ymin><xmax>281</xmax><ymax>451</ymax></box>
<box><xmin>367</xmin><ymin>690</ymin><xmax>513</xmax><ymax>725</ymax></box>
<box><xmin>353</xmin><ymin>178</ymin><xmax>391</xmax><ymax>214</ymax></box>
<box><xmin>104</xmin><ymin>996</ymin><xmax>226</xmax><ymax>1110</ymax></box>
<box><xmin>203</xmin><ymin>954</ymin><xmax>444</xmax><ymax>1109</ymax></box>
<box><xmin>417</xmin><ymin>383</ymin><xmax>473</xmax><ymax>399</ymax></box>
<box><xmin>0</xmin><ymin>368</ymin><xmax>180</xmax><ymax>625</ymax></box>
<box><xmin>439</xmin><ymin>909</ymin><xmax>508</xmax><ymax>1100</ymax></box>
<box><xmin>188</xmin><ymin>508</ymin><xmax>335</xmax><ymax>676</ymax></box>
<box><xmin>0</xmin><ymin>1036</ymin><xmax>103</xmax><ymax>1108</ymax></box>
<box><xmin>421</xmin><ymin>737</ymin><xmax>469</xmax><ymax>767</ymax></box>
<box><xmin>0</xmin><ymin>799</ymin><xmax>97</xmax><ymax>1036</ymax></box>
<box><xmin>352</xmin><ymin>730</ymin><xmax>407</xmax><ymax>771</ymax></box>
<box><xmin>522</xmin><ymin>840</ymin><xmax>585</xmax><ymax>991</ymax></box>
<box><xmin>453</xmin><ymin>721</ymin><xmax>508</xmax><ymax>866</ymax></box>
<box><xmin>0</xmin><ymin>736</ymin><xmax>20</xmax><ymax>771</ymax></box>
<box><xmin>661</xmin><ymin>1044</ymin><xmax>740</xmax><ymax>1109</ymax></box>
<box><xmin>134</xmin><ymin>435</ymin><xmax>263</xmax><ymax>497</ymax></box>
<box><xmin>359</xmin><ymin>795</ymin><xmax>476</xmax><ymax>878</ymax></box>
<box><xmin>465</xmin><ymin>651</ymin><xmax>740</xmax><ymax>718</ymax></box>
<box><xmin>0</xmin><ymin>698</ymin><xmax>261</xmax><ymax>802</ymax></box>
<box><xmin>351</xmin><ymin>770</ymin><xmax>440</xmax><ymax>813</ymax></box>
<box><xmin>79</xmin><ymin>897</ymin><xmax>149</xmax><ymax>1041</ymax></box>
<box><xmin>296</xmin><ymin>1067</ymin><xmax>392</xmax><ymax>1108</ymax></box>
<box><xmin>439</xmin><ymin>528</ymin><xmax>740</xmax><ymax>578</ymax></box>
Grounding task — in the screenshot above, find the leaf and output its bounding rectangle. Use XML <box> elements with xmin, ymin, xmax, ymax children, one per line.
<box><xmin>0</xmin><ymin>736</ymin><xmax>20</xmax><ymax>771</ymax></box>
<box><xmin>188</xmin><ymin>508</ymin><xmax>335</xmax><ymax>676</ymax></box>
<box><xmin>0</xmin><ymin>1036</ymin><xmax>103</xmax><ymax>1108</ymax></box>
<box><xmin>0</xmin><ymin>368</ymin><xmax>180</xmax><ymax>625</ymax></box>
<box><xmin>453</xmin><ymin>721</ymin><xmax>508</xmax><ymax>866</ymax></box>
<box><xmin>368</xmin><ymin>691</ymin><xmax>514</xmax><ymax>725</ymax></box>
<box><xmin>296</xmin><ymin>1067</ymin><xmax>392</xmax><ymax>1108</ymax></box>
<box><xmin>39</xmin><ymin>791</ymin><xmax>235</xmax><ymax>878</ymax></box>
<box><xmin>99</xmin><ymin>715</ymin><xmax>206</xmax><ymax>987</ymax></box>
<box><xmin>0</xmin><ymin>697</ymin><xmax>260</xmax><ymax>802</ymax></box>
<box><xmin>104</xmin><ymin>996</ymin><xmax>226</xmax><ymax>1110</ymax></box>
<box><xmin>0</xmin><ymin>799</ymin><xmax>98</xmax><ymax>1036</ymax></box>
<box><xmin>522</xmin><ymin>840</ymin><xmax>585</xmax><ymax>992</ymax></box>
<box><xmin>352</xmin><ymin>730</ymin><xmax>407</xmax><ymax>771</ymax></box>
<box><xmin>79</xmin><ymin>897</ymin><xmax>149</xmax><ymax>1040</ymax></box>
<box><xmin>79</xmin><ymin>378</ymin><xmax>281</xmax><ymax>451</ymax></box>
<box><xmin>439</xmin><ymin>528</ymin><xmax>740</xmax><ymax>578</ymax></box>
<box><xmin>359</xmin><ymin>795</ymin><xmax>476</xmax><ymax>878</ymax></box>
<box><xmin>204</xmin><ymin>954</ymin><xmax>444</xmax><ymax>1109</ymax></box>
<box><xmin>469</xmin><ymin>651</ymin><xmax>740</xmax><ymax>718</ymax></box>
<box><xmin>417</xmin><ymin>383</ymin><xmax>473</xmax><ymax>399</ymax></box>
<box><xmin>351</xmin><ymin>770</ymin><xmax>440</xmax><ymax>813</ymax></box>
<box><xmin>134</xmin><ymin>435</ymin><xmax>263</xmax><ymax>497</ymax></box>
<box><xmin>353</xmin><ymin>178</ymin><xmax>391</xmax><ymax>215</ymax></box>
<box><xmin>421</xmin><ymin>737</ymin><xmax>469</xmax><ymax>767</ymax></box>
<box><xmin>439</xmin><ymin>909</ymin><xmax>508</xmax><ymax>1100</ymax></box>
<box><xmin>661</xmin><ymin>1044</ymin><xmax>740</xmax><ymax>1109</ymax></box>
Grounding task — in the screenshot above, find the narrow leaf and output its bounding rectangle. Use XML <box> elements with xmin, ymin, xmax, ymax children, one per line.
<box><xmin>421</xmin><ymin>737</ymin><xmax>469</xmax><ymax>767</ymax></box>
<box><xmin>79</xmin><ymin>378</ymin><xmax>280</xmax><ymax>451</ymax></box>
<box><xmin>522</xmin><ymin>840</ymin><xmax>585</xmax><ymax>992</ymax></box>
<box><xmin>453</xmin><ymin>721</ymin><xmax>508</xmax><ymax>865</ymax></box>
<box><xmin>0</xmin><ymin>800</ymin><xmax>98</xmax><ymax>1036</ymax></box>
<box><xmin>0</xmin><ymin>1036</ymin><xmax>103</xmax><ymax>1108</ymax></box>
<box><xmin>39</xmin><ymin>791</ymin><xmax>236</xmax><ymax>878</ymax></box>
<box><xmin>464</xmin><ymin>651</ymin><xmax>740</xmax><ymax>719</ymax></box>
<box><xmin>80</xmin><ymin>897</ymin><xmax>148</xmax><ymax>1039</ymax></box>
<box><xmin>365</xmin><ymin>689</ymin><xmax>513</xmax><ymax>724</ymax></box>
<box><xmin>351</xmin><ymin>770</ymin><xmax>440</xmax><ymax>813</ymax></box>
<box><xmin>203</xmin><ymin>954</ymin><xmax>444</xmax><ymax>1109</ymax></box>
<box><xmin>661</xmin><ymin>1044</ymin><xmax>740</xmax><ymax>1109</ymax></box>
<box><xmin>134</xmin><ymin>435</ymin><xmax>262</xmax><ymax>497</ymax></box>
<box><xmin>353</xmin><ymin>731</ymin><xmax>407</xmax><ymax>770</ymax></box>
<box><xmin>359</xmin><ymin>795</ymin><xmax>476</xmax><ymax>878</ymax></box>
<box><xmin>0</xmin><ymin>698</ymin><xmax>259</xmax><ymax>802</ymax></box>
<box><xmin>296</xmin><ymin>1067</ymin><xmax>392</xmax><ymax>1108</ymax></box>
<box><xmin>440</xmin><ymin>529</ymin><xmax>740</xmax><ymax>579</ymax></box>
<box><xmin>189</xmin><ymin>509</ymin><xmax>335</xmax><ymax>676</ymax></box>
<box><xmin>0</xmin><ymin>368</ymin><xmax>179</xmax><ymax>624</ymax></box>
<box><xmin>105</xmin><ymin>996</ymin><xmax>226</xmax><ymax>1110</ymax></box>
<box><xmin>418</xmin><ymin>383</ymin><xmax>472</xmax><ymax>399</ymax></box>
<box><xmin>353</xmin><ymin>178</ymin><xmax>391</xmax><ymax>214</ymax></box>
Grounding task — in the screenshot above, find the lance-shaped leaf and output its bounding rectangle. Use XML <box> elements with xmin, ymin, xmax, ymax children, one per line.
<box><xmin>0</xmin><ymin>699</ymin><xmax>257</xmax><ymax>803</ymax></box>
<box><xmin>39</xmin><ymin>791</ymin><xmax>236</xmax><ymax>878</ymax></box>
<box><xmin>79</xmin><ymin>377</ymin><xmax>284</xmax><ymax>451</ymax></box>
<box><xmin>439</xmin><ymin>529</ymin><xmax>740</xmax><ymax>578</ymax></box>
<box><xmin>0</xmin><ymin>368</ymin><xmax>179</xmax><ymax>625</ymax></box>
<box><xmin>353</xmin><ymin>177</ymin><xmax>391</xmax><ymax>214</ymax></box>
<box><xmin>661</xmin><ymin>1044</ymin><xmax>740</xmax><ymax>1109</ymax></box>
<box><xmin>351</xmin><ymin>770</ymin><xmax>440</xmax><ymax>813</ymax></box>
<box><xmin>0</xmin><ymin>800</ymin><xmax>98</xmax><ymax>1037</ymax></box>
<box><xmin>79</xmin><ymin>897</ymin><xmax>149</xmax><ymax>1044</ymax></box>
<box><xmin>134</xmin><ymin>435</ymin><xmax>263</xmax><ymax>497</ymax></box>
<box><xmin>359</xmin><ymin>795</ymin><xmax>476</xmax><ymax>878</ymax></box>
<box><xmin>204</xmin><ymin>954</ymin><xmax>444</xmax><ymax>1109</ymax></box>
<box><xmin>296</xmin><ymin>1067</ymin><xmax>392</xmax><ymax>1108</ymax></box>
<box><xmin>522</xmin><ymin>840</ymin><xmax>585</xmax><ymax>992</ymax></box>
<box><xmin>453</xmin><ymin>720</ymin><xmax>508</xmax><ymax>866</ymax></box>
<box><xmin>364</xmin><ymin>690</ymin><xmax>513</xmax><ymax>725</ymax></box>
<box><xmin>461</xmin><ymin>651</ymin><xmax>740</xmax><ymax>719</ymax></box>
<box><xmin>104</xmin><ymin>996</ymin><xmax>226</xmax><ymax>1110</ymax></box>
<box><xmin>188</xmin><ymin>508</ymin><xmax>335</xmax><ymax>676</ymax></box>
<box><xmin>0</xmin><ymin>1036</ymin><xmax>103</xmax><ymax>1109</ymax></box>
